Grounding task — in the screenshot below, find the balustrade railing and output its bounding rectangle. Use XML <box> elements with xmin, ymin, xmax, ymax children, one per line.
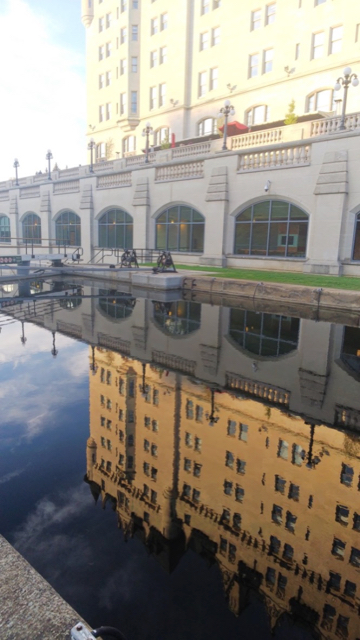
<box><xmin>97</xmin><ymin>172</ymin><xmax>132</xmax><ymax>188</ymax></box>
<box><xmin>125</xmin><ymin>152</ymin><xmax>156</xmax><ymax>166</ymax></box>
<box><xmin>231</xmin><ymin>128</ymin><xmax>284</xmax><ymax>150</ymax></box>
<box><xmin>155</xmin><ymin>161</ymin><xmax>204</xmax><ymax>182</ymax></box>
<box><xmin>53</xmin><ymin>180</ymin><xmax>80</xmax><ymax>193</ymax></box>
<box><xmin>238</xmin><ymin>144</ymin><xmax>311</xmax><ymax>172</ymax></box>
<box><xmin>93</xmin><ymin>161</ymin><xmax>114</xmax><ymax>172</ymax></box>
<box><xmin>172</xmin><ymin>141</ymin><xmax>212</xmax><ymax>157</ymax></box>
<box><xmin>226</xmin><ymin>372</ymin><xmax>290</xmax><ymax>406</ymax></box>
<box><xmin>311</xmin><ymin>111</ymin><xmax>360</xmax><ymax>137</ymax></box>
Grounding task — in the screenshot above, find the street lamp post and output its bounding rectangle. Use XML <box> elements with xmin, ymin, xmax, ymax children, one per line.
<box><xmin>142</xmin><ymin>122</ymin><xmax>153</xmax><ymax>163</ymax></box>
<box><xmin>217</xmin><ymin>99</ymin><xmax>235</xmax><ymax>151</ymax></box>
<box><xmin>88</xmin><ymin>138</ymin><xmax>95</xmax><ymax>172</ymax></box>
<box><xmin>334</xmin><ymin>66</ymin><xmax>359</xmax><ymax>130</ymax></box>
<box><xmin>13</xmin><ymin>159</ymin><xmax>19</xmax><ymax>186</ymax></box>
<box><xmin>46</xmin><ymin>150</ymin><xmax>53</xmax><ymax>180</ymax></box>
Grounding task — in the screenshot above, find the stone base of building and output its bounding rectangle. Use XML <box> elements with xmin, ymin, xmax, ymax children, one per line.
<box><xmin>302</xmin><ymin>261</ymin><xmax>343</xmax><ymax>276</ymax></box>
<box><xmin>199</xmin><ymin>255</ymin><xmax>228</xmax><ymax>268</ymax></box>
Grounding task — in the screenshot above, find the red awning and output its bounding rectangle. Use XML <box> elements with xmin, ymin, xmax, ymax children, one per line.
<box><xmin>218</xmin><ymin>121</ymin><xmax>249</xmax><ymax>136</ymax></box>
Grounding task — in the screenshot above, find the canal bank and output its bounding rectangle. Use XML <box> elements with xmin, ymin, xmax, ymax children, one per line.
<box><xmin>0</xmin><ymin>534</ymin><xmax>84</xmax><ymax>640</ymax></box>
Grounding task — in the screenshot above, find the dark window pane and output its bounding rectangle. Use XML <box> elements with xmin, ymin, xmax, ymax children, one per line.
<box><xmin>237</xmin><ymin>206</ymin><xmax>252</xmax><ymax>221</ymax></box>
<box><xmin>191</xmin><ymin>224</ymin><xmax>204</xmax><ymax>251</ymax></box>
<box><xmin>290</xmin><ymin>204</ymin><xmax>308</xmax><ymax>220</ymax></box>
<box><xmin>235</xmin><ymin>222</ymin><xmax>251</xmax><ymax>254</ymax></box>
<box><xmin>253</xmin><ymin>201</ymin><xmax>270</xmax><ymax>221</ymax></box>
<box><xmin>180</xmin><ymin>206</ymin><xmax>192</xmax><ymax>222</ymax></box>
<box><xmin>287</xmin><ymin>222</ymin><xmax>308</xmax><ymax>257</ymax></box>
<box><xmin>353</xmin><ymin>215</ymin><xmax>360</xmax><ymax>260</ymax></box>
<box><xmin>268</xmin><ymin>222</ymin><xmax>287</xmax><ymax>256</ymax></box>
<box><xmin>251</xmin><ymin>223</ymin><xmax>268</xmax><ymax>255</ymax></box>
<box><xmin>168</xmin><ymin>207</ymin><xmax>179</xmax><ymax>223</ymax></box>
<box><xmin>168</xmin><ymin>223</ymin><xmax>178</xmax><ymax>250</ymax></box>
<box><xmin>271</xmin><ymin>201</ymin><xmax>289</xmax><ymax>220</ymax></box>
<box><xmin>179</xmin><ymin>223</ymin><xmax>191</xmax><ymax>251</ymax></box>
<box><xmin>156</xmin><ymin>224</ymin><xmax>167</xmax><ymax>249</ymax></box>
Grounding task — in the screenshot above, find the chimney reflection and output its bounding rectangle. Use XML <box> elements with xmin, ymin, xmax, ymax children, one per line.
<box><xmin>85</xmin><ymin>347</ymin><xmax>360</xmax><ymax>639</ymax></box>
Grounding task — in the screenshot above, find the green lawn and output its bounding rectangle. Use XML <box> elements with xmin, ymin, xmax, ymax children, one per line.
<box><xmin>174</xmin><ymin>264</ymin><xmax>360</xmax><ymax>291</ymax></box>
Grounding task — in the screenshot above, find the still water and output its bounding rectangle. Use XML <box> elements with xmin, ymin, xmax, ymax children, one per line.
<box><xmin>0</xmin><ymin>279</ymin><xmax>360</xmax><ymax>640</ymax></box>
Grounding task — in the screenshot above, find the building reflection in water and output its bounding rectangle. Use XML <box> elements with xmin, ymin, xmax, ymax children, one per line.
<box><xmin>85</xmin><ymin>348</ymin><xmax>360</xmax><ymax>640</ymax></box>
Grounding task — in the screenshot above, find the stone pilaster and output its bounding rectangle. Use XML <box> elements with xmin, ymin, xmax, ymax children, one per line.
<box><xmin>201</xmin><ymin>166</ymin><xmax>229</xmax><ymax>266</ymax></box>
<box><xmin>132</xmin><ymin>177</ymin><xmax>150</xmax><ymax>249</ymax></box>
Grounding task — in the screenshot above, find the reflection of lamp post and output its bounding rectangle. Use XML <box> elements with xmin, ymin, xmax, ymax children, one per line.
<box><xmin>13</xmin><ymin>159</ymin><xmax>19</xmax><ymax>186</ymax></box>
<box><xmin>208</xmin><ymin>388</ymin><xmax>219</xmax><ymax>426</ymax></box>
<box><xmin>46</xmin><ymin>150</ymin><xmax>53</xmax><ymax>180</ymax></box>
<box><xmin>88</xmin><ymin>138</ymin><xmax>95</xmax><ymax>172</ymax></box>
<box><xmin>89</xmin><ymin>345</ymin><xmax>98</xmax><ymax>374</ymax></box>
<box><xmin>334</xmin><ymin>66</ymin><xmax>359</xmax><ymax>130</ymax></box>
<box><xmin>138</xmin><ymin>362</ymin><xmax>149</xmax><ymax>397</ymax></box>
<box><xmin>20</xmin><ymin>320</ymin><xmax>27</xmax><ymax>345</ymax></box>
<box><xmin>217</xmin><ymin>99</ymin><xmax>235</xmax><ymax>151</ymax></box>
<box><xmin>51</xmin><ymin>331</ymin><xmax>58</xmax><ymax>357</ymax></box>
<box><xmin>142</xmin><ymin>122</ymin><xmax>153</xmax><ymax>163</ymax></box>
<box><xmin>305</xmin><ymin>421</ymin><xmax>325</xmax><ymax>469</ymax></box>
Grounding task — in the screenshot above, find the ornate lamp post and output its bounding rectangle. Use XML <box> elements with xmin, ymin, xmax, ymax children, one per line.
<box><xmin>88</xmin><ymin>138</ymin><xmax>95</xmax><ymax>172</ymax></box>
<box><xmin>51</xmin><ymin>331</ymin><xmax>58</xmax><ymax>357</ymax></box>
<box><xmin>138</xmin><ymin>362</ymin><xmax>149</xmax><ymax>397</ymax></box>
<box><xmin>217</xmin><ymin>99</ymin><xmax>235</xmax><ymax>151</ymax></box>
<box><xmin>142</xmin><ymin>122</ymin><xmax>153</xmax><ymax>163</ymax></box>
<box><xmin>13</xmin><ymin>158</ymin><xmax>19</xmax><ymax>186</ymax></box>
<box><xmin>20</xmin><ymin>320</ymin><xmax>27</xmax><ymax>345</ymax></box>
<box><xmin>89</xmin><ymin>345</ymin><xmax>98</xmax><ymax>374</ymax></box>
<box><xmin>334</xmin><ymin>66</ymin><xmax>359</xmax><ymax>130</ymax></box>
<box><xmin>46</xmin><ymin>150</ymin><xmax>53</xmax><ymax>180</ymax></box>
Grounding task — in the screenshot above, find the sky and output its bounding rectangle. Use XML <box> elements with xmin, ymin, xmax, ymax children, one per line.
<box><xmin>0</xmin><ymin>0</ymin><xmax>86</xmax><ymax>180</ymax></box>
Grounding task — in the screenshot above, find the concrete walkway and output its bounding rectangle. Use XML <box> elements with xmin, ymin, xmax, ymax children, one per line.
<box><xmin>0</xmin><ymin>535</ymin><xmax>84</xmax><ymax>640</ymax></box>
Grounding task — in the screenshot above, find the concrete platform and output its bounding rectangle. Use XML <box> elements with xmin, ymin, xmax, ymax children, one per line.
<box><xmin>0</xmin><ymin>534</ymin><xmax>85</xmax><ymax>640</ymax></box>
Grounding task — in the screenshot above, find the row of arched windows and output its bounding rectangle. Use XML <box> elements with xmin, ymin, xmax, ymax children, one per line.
<box><xmin>1</xmin><ymin>203</ymin><xmax>360</xmax><ymax>260</ymax></box>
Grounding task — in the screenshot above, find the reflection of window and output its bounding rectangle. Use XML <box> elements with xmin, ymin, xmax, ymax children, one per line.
<box><xmin>341</xmin><ymin>463</ymin><xmax>354</xmax><ymax>487</ymax></box>
<box><xmin>332</xmin><ymin>538</ymin><xmax>346</xmax><ymax>558</ymax></box>
<box><xmin>350</xmin><ymin>547</ymin><xmax>360</xmax><ymax>567</ymax></box>
<box><xmin>229</xmin><ymin>309</ymin><xmax>300</xmax><ymax>357</ymax></box>
<box><xmin>336</xmin><ymin>505</ymin><xmax>349</xmax><ymax>525</ymax></box>
<box><xmin>235</xmin><ymin>200</ymin><xmax>309</xmax><ymax>258</ymax></box>
<box><xmin>153</xmin><ymin>300</ymin><xmax>201</xmax><ymax>335</ymax></box>
<box><xmin>99</xmin><ymin>289</ymin><xmax>135</xmax><ymax>320</ymax></box>
<box><xmin>55</xmin><ymin>210</ymin><xmax>81</xmax><ymax>247</ymax></box>
<box><xmin>272</xmin><ymin>504</ymin><xmax>283</xmax><ymax>524</ymax></box>
<box><xmin>98</xmin><ymin>208</ymin><xmax>133</xmax><ymax>248</ymax></box>
<box><xmin>275</xmin><ymin>475</ymin><xmax>286</xmax><ymax>493</ymax></box>
<box><xmin>278</xmin><ymin>439</ymin><xmax>289</xmax><ymax>460</ymax></box>
<box><xmin>156</xmin><ymin>205</ymin><xmax>205</xmax><ymax>253</ymax></box>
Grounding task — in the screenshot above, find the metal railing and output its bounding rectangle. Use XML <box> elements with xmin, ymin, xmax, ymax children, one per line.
<box><xmin>0</xmin><ymin>236</ymin><xmax>79</xmax><ymax>259</ymax></box>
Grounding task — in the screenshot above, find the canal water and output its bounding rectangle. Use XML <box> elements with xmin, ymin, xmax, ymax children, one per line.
<box><xmin>0</xmin><ymin>279</ymin><xmax>359</xmax><ymax>640</ymax></box>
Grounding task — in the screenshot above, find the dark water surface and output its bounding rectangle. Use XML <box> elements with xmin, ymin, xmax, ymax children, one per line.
<box><xmin>0</xmin><ymin>280</ymin><xmax>359</xmax><ymax>640</ymax></box>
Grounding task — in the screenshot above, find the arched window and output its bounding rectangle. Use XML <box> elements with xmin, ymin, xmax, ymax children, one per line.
<box><xmin>229</xmin><ymin>309</ymin><xmax>300</xmax><ymax>357</ymax></box>
<box><xmin>99</xmin><ymin>289</ymin><xmax>135</xmax><ymax>320</ymax></box>
<box><xmin>0</xmin><ymin>215</ymin><xmax>10</xmax><ymax>243</ymax></box>
<box><xmin>234</xmin><ymin>200</ymin><xmax>308</xmax><ymax>258</ymax></box>
<box><xmin>98</xmin><ymin>208</ymin><xmax>133</xmax><ymax>248</ymax></box>
<box><xmin>156</xmin><ymin>205</ymin><xmax>205</xmax><ymax>253</ymax></box>
<box><xmin>306</xmin><ymin>89</ymin><xmax>335</xmax><ymax>113</ymax></box>
<box><xmin>197</xmin><ymin>118</ymin><xmax>216</xmax><ymax>136</ymax></box>
<box><xmin>353</xmin><ymin>213</ymin><xmax>360</xmax><ymax>261</ymax></box>
<box><xmin>22</xmin><ymin>213</ymin><xmax>41</xmax><ymax>243</ymax></box>
<box><xmin>123</xmin><ymin>135</ymin><xmax>136</xmax><ymax>155</ymax></box>
<box><xmin>153</xmin><ymin>127</ymin><xmax>170</xmax><ymax>146</ymax></box>
<box><xmin>245</xmin><ymin>105</ymin><xmax>270</xmax><ymax>126</ymax></box>
<box><xmin>153</xmin><ymin>301</ymin><xmax>201</xmax><ymax>335</ymax></box>
<box><xmin>55</xmin><ymin>210</ymin><xmax>81</xmax><ymax>246</ymax></box>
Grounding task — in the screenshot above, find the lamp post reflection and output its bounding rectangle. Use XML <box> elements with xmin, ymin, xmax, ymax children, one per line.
<box><xmin>207</xmin><ymin>388</ymin><xmax>219</xmax><ymax>426</ymax></box>
<box><xmin>51</xmin><ymin>331</ymin><xmax>58</xmax><ymax>357</ymax></box>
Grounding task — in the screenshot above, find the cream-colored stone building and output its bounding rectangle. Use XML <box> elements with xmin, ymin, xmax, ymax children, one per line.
<box><xmin>81</xmin><ymin>0</ymin><xmax>360</xmax><ymax>159</ymax></box>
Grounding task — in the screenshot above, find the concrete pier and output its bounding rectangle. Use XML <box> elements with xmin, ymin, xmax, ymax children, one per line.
<box><xmin>0</xmin><ymin>535</ymin><xmax>85</xmax><ymax>640</ymax></box>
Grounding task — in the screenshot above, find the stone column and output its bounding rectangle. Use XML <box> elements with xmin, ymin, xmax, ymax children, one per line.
<box><xmin>132</xmin><ymin>176</ymin><xmax>150</xmax><ymax>252</ymax></box>
<box><xmin>201</xmin><ymin>166</ymin><xmax>228</xmax><ymax>267</ymax></box>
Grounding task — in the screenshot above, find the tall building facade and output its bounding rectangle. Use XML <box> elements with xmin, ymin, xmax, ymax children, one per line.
<box><xmin>81</xmin><ymin>0</ymin><xmax>360</xmax><ymax>160</ymax></box>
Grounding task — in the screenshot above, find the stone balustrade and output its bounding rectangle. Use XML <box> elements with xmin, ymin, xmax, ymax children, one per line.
<box><xmin>93</xmin><ymin>161</ymin><xmax>114</xmax><ymax>172</ymax></box>
<box><xmin>172</xmin><ymin>141</ymin><xmax>212</xmax><ymax>157</ymax></box>
<box><xmin>231</xmin><ymin>128</ymin><xmax>284</xmax><ymax>150</ymax></box>
<box><xmin>311</xmin><ymin>112</ymin><xmax>360</xmax><ymax>136</ymax></box>
<box><xmin>53</xmin><ymin>180</ymin><xmax>80</xmax><ymax>193</ymax></box>
<box><xmin>238</xmin><ymin>144</ymin><xmax>311</xmax><ymax>172</ymax></box>
<box><xmin>19</xmin><ymin>187</ymin><xmax>40</xmax><ymax>199</ymax></box>
<box><xmin>97</xmin><ymin>172</ymin><xmax>132</xmax><ymax>189</ymax></box>
<box><xmin>155</xmin><ymin>161</ymin><xmax>204</xmax><ymax>182</ymax></box>
<box><xmin>125</xmin><ymin>152</ymin><xmax>156</xmax><ymax>166</ymax></box>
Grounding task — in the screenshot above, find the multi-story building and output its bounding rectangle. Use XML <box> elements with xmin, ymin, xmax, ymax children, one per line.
<box><xmin>81</xmin><ymin>0</ymin><xmax>360</xmax><ymax>160</ymax></box>
<box><xmin>86</xmin><ymin>349</ymin><xmax>360</xmax><ymax>639</ymax></box>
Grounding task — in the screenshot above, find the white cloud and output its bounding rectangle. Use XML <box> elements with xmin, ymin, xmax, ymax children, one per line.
<box><xmin>0</xmin><ymin>465</ymin><xmax>27</xmax><ymax>484</ymax></box>
<box><xmin>0</xmin><ymin>0</ymin><xmax>86</xmax><ymax>179</ymax></box>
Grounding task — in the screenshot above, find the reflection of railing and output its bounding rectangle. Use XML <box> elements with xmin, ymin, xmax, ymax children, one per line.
<box><xmin>56</xmin><ymin>321</ymin><xmax>82</xmax><ymax>339</ymax></box>
<box><xmin>335</xmin><ymin>405</ymin><xmax>360</xmax><ymax>431</ymax></box>
<box><xmin>97</xmin><ymin>333</ymin><xmax>131</xmax><ymax>354</ymax></box>
<box><xmin>226</xmin><ymin>372</ymin><xmax>290</xmax><ymax>406</ymax></box>
<box><xmin>152</xmin><ymin>350</ymin><xmax>196</xmax><ymax>375</ymax></box>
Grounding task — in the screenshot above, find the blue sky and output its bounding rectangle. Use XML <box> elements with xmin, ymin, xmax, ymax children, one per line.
<box><xmin>0</xmin><ymin>0</ymin><xmax>86</xmax><ymax>179</ymax></box>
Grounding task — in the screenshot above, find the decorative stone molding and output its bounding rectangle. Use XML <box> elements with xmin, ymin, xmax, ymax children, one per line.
<box><xmin>80</xmin><ymin>184</ymin><xmax>93</xmax><ymax>210</ymax></box>
<box><xmin>9</xmin><ymin>196</ymin><xmax>18</xmax><ymax>215</ymax></box>
<box><xmin>40</xmin><ymin>191</ymin><xmax>51</xmax><ymax>214</ymax></box>
<box><xmin>298</xmin><ymin>368</ymin><xmax>328</xmax><ymax>408</ymax></box>
<box><xmin>205</xmin><ymin>167</ymin><xmax>228</xmax><ymax>202</ymax></box>
<box><xmin>314</xmin><ymin>150</ymin><xmax>348</xmax><ymax>195</ymax></box>
<box><xmin>132</xmin><ymin>178</ymin><xmax>149</xmax><ymax>206</ymax></box>
<box><xmin>200</xmin><ymin>344</ymin><xmax>220</xmax><ymax>374</ymax></box>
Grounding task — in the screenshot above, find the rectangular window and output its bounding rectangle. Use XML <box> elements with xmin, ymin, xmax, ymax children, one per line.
<box><xmin>272</xmin><ymin>504</ymin><xmax>283</xmax><ymax>524</ymax></box>
<box><xmin>99</xmin><ymin>104</ymin><xmax>105</xmax><ymax>122</ymax></box>
<box><xmin>185</xmin><ymin>432</ymin><xmax>192</xmax><ymax>447</ymax></box>
<box><xmin>225</xmin><ymin>451</ymin><xmax>234</xmax><ymax>468</ymax></box>
<box><xmin>249</xmin><ymin>53</ymin><xmax>259</xmax><ymax>78</ymax></box>
<box><xmin>143</xmin><ymin>462</ymin><xmax>150</xmax><ymax>475</ymax></box>
<box><xmin>106</xmin><ymin>103</ymin><xmax>112</xmax><ymax>119</ymax></box>
<box><xmin>269</xmin><ymin>535</ymin><xmax>280</xmax><ymax>555</ymax></box>
<box><xmin>192</xmin><ymin>489</ymin><xmax>200</xmax><ymax>503</ymax></box>
<box><xmin>160</xmin><ymin>46</ymin><xmax>167</xmax><ymax>63</ymax></box>
<box><xmin>350</xmin><ymin>547</ymin><xmax>360</xmax><ymax>567</ymax></box>
<box><xmin>330</xmin><ymin>25</ymin><xmax>343</xmax><ymax>54</ymax></box>
<box><xmin>106</xmin><ymin>13</ymin><xmax>111</xmax><ymax>28</ymax></box>
<box><xmin>152</xmin><ymin>420</ymin><xmax>158</xmax><ymax>433</ymax></box>
<box><xmin>251</xmin><ymin>9</ymin><xmax>261</xmax><ymax>30</ymax></box>
<box><xmin>212</xmin><ymin>26</ymin><xmax>220</xmax><ymax>45</ymax></box>
<box><xmin>336</xmin><ymin>505</ymin><xmax>349</xmax><ymax>525</ymax></box>
<box><xmin>194</xmin><ymin>437</ymin><xmax>202</xmax><ymax>452</ymax></box>
<box><xmin>195</xmin><ymin>406</ymin><xmax>203</xmax><ymax>422</ymax></box>
<box><xmin>131</xmin><ymin>90</ymin><xmax>137</xmax><ymax>113</ymax></box>
<box><xmin>233</xmin><ymin>513</ymin><xmax>241</xmax><ymax>529</ymax></box>
<box><xmin>153</xmin><ymin>389</ymin><xmax>159</xmax><ymax>406</ymax></box>
<box><xmin>224</xmin><ymin>480</ymin><xmax>233</xmax><ymax>495</ymax></box>
<box><xmin>99</xmin><ymin>45</ymin><xmax>105</xmax><ymax>61</ymax></box>
<box><xmin>239</xmin><ymin>423</ymin><xmax>248</xmax><ymax>442</ymax></box>
<box><xmin>285</xmin><ymin>511</ymin><xmax>297</xmax><ymax>533</ymax></box>
<box><xmin>131</xmin><ymin>56</ymin><xmax>138</xmax><ymax>72</ymax></box>
<box><xmin>101</xmin><ymin>436</ymin><xmax>106</xmax><ymax>447</ymax></box>
<box><xmin>278</xmin><ymin>439</ymin><xmax>288</xmax><ymax>460</ymax></box>
<box><xmin>151</xmin><ymin>17</ymin><xmax>158</xmax><ymax>35</ymax></box>
<box><xmin>263</xmin><ymin>49</ymin><xmax>273</xmax><ymax>73</ymax></box>
<box><xmin>275</xmin><ymin>475</ymin><xmax>286</xmax><ymax>494</ymax></box>
<box><xmin>120</xmin><ymin>92</ymin><xmax>126</xmax><ymax>115</ymax></box>
<box><xmin>150</xmin><ymin>86</ymin><xmax>157</xmax><ymax>110</ymax></box>
<box><xmin>151</xmin><ymin>444</ymin><xmax>158</xmax><ymax>457</ymax></box>
<box><xmin>193</xmin><ymin>463</ymin><xmax>202</xmax><ymax>478</ymax></box>
<box><xmin>133</xmin><ymin>0</ymin><xmax>138</xmax><ymax>8</ymax></box>
<box><xmin>184</xmin><ymin>457</ymin><xmax>191</xmax><ymax>472</ymax></box>
<box><xmin>186</xmin><ymin>400</ymin><xmax>194</xmax><ymax>419</ymax></box>
<box><xmin>151</xmin><ymin>467</ymin><xmax>157</xmax><ymax>480</ymax></box>
<box><xmin>159</xmin><ymin>83</ymin><xmax>166</xmax><ymax>106</ymax></box>
<box><xmin>107</xmin><ymin>439</ymin><xmax>112</xmax><ymax>451</ymax></box>
<box><xmin>200</xmin><ymin>32</ymin><xmax>209</xmax><ymax>50</ymax></box>
<box><xmin>344</xmin><ymin>580</ymin><xmax>356</xmax><ymax>598</ymax></box>
<box><xmin>151</xmin><ymin>490</ymin><xmax>157</xmax><ymax>504</ymax></box>
<box><xmin>119</xmin><ymin>429</ymin><xmax>124</xmax><ymax>442</ymax></box>
<box><xmin>150</xmin><ymin>50</ymin><xmax>158</xmax><ymax>67</ymax></box>
<box><xmin>210</xmin><ymin>67</ymin><xmax>218</xmax><ymax>90</ymax></box>
<box><xmin>99</xmin><ymin>74</ymin><xmax>104</xmax><ymax>89</ymax></box>
<box><xmin>292</xmin><ymin>444</ymin><xmax>304</xmax><ymax>466</ymax></box>
<box><xmin>201</xmin><ymin>0</ymin><xmax>210</xmax><ymax>14</ymax></box>
<box><xmin>143</xmin><ymin>484</ymin><xmax>149</xmax><ymax>497</ymax></box>
<box><xmin>341</xmin><ymin>463</ymin><xmax>354</xmax><ymax>487</ymax></box>
<box><xmin>198</xmin><ymin>71</ymin><xmax>207</xmax><ymax>97</ymax></box>
<box><xmin>183</xmin><ymin>483</ymin><xmax>191</xmax><ymax>497</ymax></box>
<box><xmin>101</xmin><ymin>416</ymin><xmax>106</xmax><ymax>427</ymax></box>
<box><xmin>121</xmin><ymin>0</ymin><xmax>127</xmax><ymax>11</ymax></box>
<box><xmin>227</xmin><ymin>420</ymin><xmax>236</xmax><ymax>436</ymax></box>
<box><xmin>106</xmin><ymin>42</ymin><xmax>112</xmax><ymax>57</ymax></box>
<box><xmin>120</xmin><ymin>27</ymin><xmax>127</xmax><ymax>44</ymax></box>
<box><xmin>160</xmin><ymin>13</ymin><xmax>168</xmax><ymax>30</ymax></box>
<box><xmin>266</xmin><ymin>567</ymin><xmax>276</xmax><ymax>585</ymax></box>
<box><xmin>132</xmin><ymin>25</ymin><xmax>138</xmax><ymax>41</ymax></box>
<box><xmin>266</xmin><ymin>3</ymin><xmax>276</xmax><ymax>25</ymax></box>
<box><xmin>144</xmin><ymin>439</ymin><xmax>150</xmax><ymax>452</ymax></box>
<box><xmin>106</xmin><ymin>71</ymin><xmax>111</xmax><ymax>85</ymax></box>
<box><xmin>213</xmin><ymin>0</ymin><xmax>221</xmax><ymax>7</ymax></box>
<box><xmin>235</xmin><ymin>485</ymin><xmax>244</xmax><ymax>502</ymax></box>
<box><xmin>237</xmin><ymin>458</ymin><xmax>246</xmax><ymax>474</ymax></box>
<box><xmin>332</xmin><ymin>538</ymin><xmax>346</xmax><ymax>558</ymax></box>
<box><xmin>312</xmin><ymin>31</ymin><xmax>324</xmax><ymax>59</ymax></box>
<box><xmin>283</xmin><ymin>544</ymin><xmax>294</xmax><ymax>561</ymax></box>
<box><xmin>119</xmin><ymin>453</ymin><xmax>124</xmax><ymax>465</ymax></box>
<box><xmin>288</xmin><ymin>483</ymin><xmax>300</xmax><ymax>501</ymax></box>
